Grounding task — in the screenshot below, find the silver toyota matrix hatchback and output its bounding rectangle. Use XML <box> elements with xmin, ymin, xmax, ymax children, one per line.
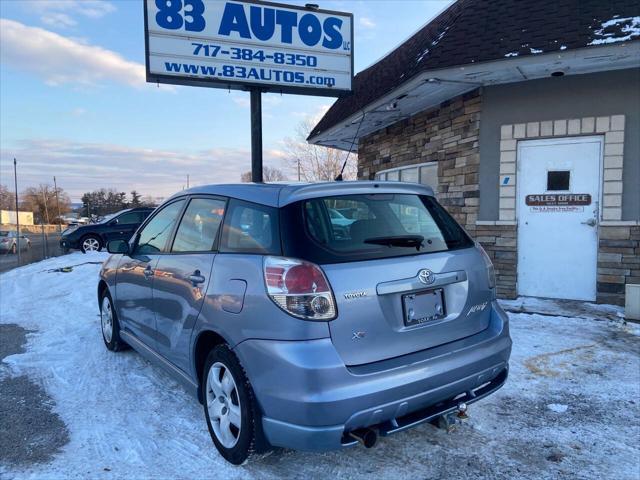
<box><xmin>98</xmin><ymin>181</ymin><xmax>511</xmax><ymax>464</ymax></box>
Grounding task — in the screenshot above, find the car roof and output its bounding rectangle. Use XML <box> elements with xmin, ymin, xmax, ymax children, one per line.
<box><xmin>168</xmin><ymin>181</ymin><xmax>435</xmax><ymax>208</ymax></box>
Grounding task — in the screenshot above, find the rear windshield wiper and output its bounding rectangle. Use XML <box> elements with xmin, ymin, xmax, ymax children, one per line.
<box><xmin>363</xmin><ymin>235</ymin><xmax>425</xmax><ymax>250</ymax></box>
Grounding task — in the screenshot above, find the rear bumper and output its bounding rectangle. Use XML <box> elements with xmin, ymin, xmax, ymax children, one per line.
<box><xmin>233</xmin><ymin>301</ymin><xmax>512</xmax><ymax>452</ymax></box>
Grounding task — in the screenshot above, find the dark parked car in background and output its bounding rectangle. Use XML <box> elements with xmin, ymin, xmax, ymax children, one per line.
<box><xmin>0</xmin><ymin>231</ymin><xmax>31</xmax><ymax>254</ymax></box>
<box><xmin>60</xmin><ymin>207</ymin><xmax>154</xmax><ymax>253</ymax></box>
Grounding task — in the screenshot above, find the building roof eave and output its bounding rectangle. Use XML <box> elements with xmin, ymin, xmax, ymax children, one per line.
<box><xmin>308</xmin><ymin>42</ymin><xmax>640</xmax><ymax>151</ymax></box>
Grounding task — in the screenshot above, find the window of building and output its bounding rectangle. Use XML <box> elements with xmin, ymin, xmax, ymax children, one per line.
<box><xmin>547</xmin><ymin>170</ymin><xmax>570</xmax><ymax>191</ymax></box>
<box><xmin>375</xmin><ymin>162</ymin><xmax>438</xmax><ymax>192</ymax></box>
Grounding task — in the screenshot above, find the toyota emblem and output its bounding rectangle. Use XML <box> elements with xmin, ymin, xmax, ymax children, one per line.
<box><xmin>418</xmin><ymin>269</ymin><xmax>435</xmax><ymax>285</ymax></box>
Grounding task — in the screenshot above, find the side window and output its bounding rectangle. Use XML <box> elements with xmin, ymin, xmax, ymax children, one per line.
<box><xmin>171</xmin><ymin>198</ymin><xmax>226</xmax><ymax>253</ymax></box>
<box><xmin>117</xmin><ymin>212</ymin><xmax>142</xmax><ymax>224</ymax></box>
<box><xmin>136</xmin><ymin>200</ymin><xmax>185</xmax><ymax>254</ymax></box>
<box><xmin>220</xmin><ymin>200</ymin><xmax>280</xmax><ymax>254</ymax></box>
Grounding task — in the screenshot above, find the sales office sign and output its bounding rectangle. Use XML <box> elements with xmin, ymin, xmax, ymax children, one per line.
<box><xmin>144</xmin><ymin>0</ymin><xmax>353</xmax><ymax>96</ymax></box>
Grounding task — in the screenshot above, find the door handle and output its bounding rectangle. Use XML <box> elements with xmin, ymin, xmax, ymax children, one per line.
<box><xmin>188</xmin><ymin>270</ymin><xmax>206</xmax><ymax>286</ymax></box>
<box><xmin>143</xmin><ymin>266</ymin><xmax>154</xmax><ymax>278</ymax></box>
<box><xmin>581</xmin><ymin>218</ymin><xmax>597</xmax><ymax>227</ymax></box>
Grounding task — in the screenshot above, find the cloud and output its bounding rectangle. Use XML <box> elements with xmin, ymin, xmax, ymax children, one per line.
<box><xmin>70</xmin><ymin>107</ymin><xmax>86</xmax><ymax>117</ymax></box>
<box><xmin>1</xmin><ymin>138</ymin><xmax>288</xmax><ymax>200</ymax></box>
<box><xmin>0</xmin><ymin>19</ymin><xmax>171</xmax><ymax>90</ymax></box>
<box><xmin>359</xmin><ymin>17</ymin><xmax>376</xmax><ymax>29</ymax></box>
<box><xmin>41</xmin><ymin>12</ymin><xmax>77</xmax><ymax>28</ymax></box>
<box><xmin>26</xmin><ymin>0</ymin><xmax>116</xmax><ymax>28</ymax></box>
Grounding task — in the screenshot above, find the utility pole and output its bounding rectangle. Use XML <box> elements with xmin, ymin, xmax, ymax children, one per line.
<box><xmin>41</xmin><ymin>186</ymin><xmax>51</xmax><ymax>225</ymax></box>
<box><xmin>53</xmin><ymin>176</ymin><xmax>62</xmax><ymax>233</ymax></box>
<box><xmin>13</xmin><ymin>158</ymin><xmax>20</xmax><ymax>265</ymax></box>
<box><xmin>297</xmin><ymin>159</ymin><xmax>301</xmax><ymax>181</ymax></box>
<box><xmin>187</xmin><ymin>174</ymin><xmax>190</xmax><ymax>189</ymax></box>
<box><xmin>250</xmin><ymin>88</ymin><xmax>263</xmax><ymax>183</ymax></box>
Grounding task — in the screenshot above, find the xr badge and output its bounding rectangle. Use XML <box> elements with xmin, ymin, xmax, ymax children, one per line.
<box><xmin>352</xmin><ymin>331</ymin><xmax>366</xmax><ymax>340</ymax></box>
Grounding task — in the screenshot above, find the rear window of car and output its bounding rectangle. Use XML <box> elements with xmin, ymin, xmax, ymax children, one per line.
<box><xmin>281</xmin><ymin>194</ymin><xmax>473</xmax><ymax>264</ymax></box>
<box><xmin>219</xmin><ymin>199</ymin><xmax>280</xmax><ymax>255</ymax></box>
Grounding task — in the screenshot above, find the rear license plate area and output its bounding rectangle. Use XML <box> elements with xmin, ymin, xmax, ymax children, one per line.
<box><xmin>403</xmin><ymin>289</ymin><xmax>446</xmax><ymax>326</ymax></box>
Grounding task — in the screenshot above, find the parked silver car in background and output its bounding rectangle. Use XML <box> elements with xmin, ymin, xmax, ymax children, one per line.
<box><xmin>0</xmin><ymin>230</ymin><xmax>31</xmax><ymax>254</ymax></box>
<box><xmin>98</xmin><ymin>181</ymin><xmax>512</xmax><ymax>465</ymax></box>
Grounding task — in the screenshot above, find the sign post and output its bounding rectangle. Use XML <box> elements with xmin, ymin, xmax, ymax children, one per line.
<box><xmin>13</xmin><ymin>158</ymin><xmax>20</xmax><ymax>265</ymax></box>
<box><xmin>250</xmin><ymin>88</ymin><xmax>263</xmax><ymax>183</ymax></box>
<box><xmin>143</xmin><ymin>0</ymin><xmax>353</xmax><ymax>182</ymax></box>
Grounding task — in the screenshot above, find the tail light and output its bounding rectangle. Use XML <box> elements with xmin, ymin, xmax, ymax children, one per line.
<box><xmin>264</xmin><ymin>256</ymin><xmax>336</xmax><ymax>321</ymax></box>
<box><xmin>476</xmin><ymin>243</ymin><xmax>496</xmax><ymax>294</ymax></box>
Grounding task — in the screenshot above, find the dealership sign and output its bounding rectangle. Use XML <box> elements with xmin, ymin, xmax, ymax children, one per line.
<box><xmin>144</xmin><ymin>0</ymin><xmax>353</xmax><ymax>95</ymax></box>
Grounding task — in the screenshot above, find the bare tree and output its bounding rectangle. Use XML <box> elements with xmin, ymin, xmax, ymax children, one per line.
<box><xmin>0</xmin><ymin>185</ymin><xmax>16</xmax><ymax>210</ymax></box>
<box><xmin>21</xmin><ymin>184</ymin><xmax>71</xmax><ymax>224</ymax></box>
<box><xmin>240</xmin><ymin>166</ymin><xmax>287</xmax><ymax>183</ymax></box>
<box><xmin>283</xmin><ymin>117</ymin><xmax>357</xmax><ymax>182</ymax></box>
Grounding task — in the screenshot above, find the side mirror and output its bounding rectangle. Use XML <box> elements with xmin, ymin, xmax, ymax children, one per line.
<box><xmin>109</xmin><ymin>218</ymin><xmax>119</xmax><ymax>226</ymax></box>
<box><xmin>107</xmin><ymin>240</ymin><xmax>129</xmax><ymax>254</ymax></box>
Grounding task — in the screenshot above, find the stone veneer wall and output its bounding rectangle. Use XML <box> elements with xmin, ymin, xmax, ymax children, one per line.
<box><xmin>358</xmin><ymin>89</ymin><xmax>482</xmax><ymax>236</ymax></box>
<box><xmin>475</xmin><ymin>224</ymin><xmax>518</xmax><ymax>299</ymax></box>
<box><xmin>598</xmin><ymin>226</ymin><xmax>640</xmax><ymax>305</ymax></box>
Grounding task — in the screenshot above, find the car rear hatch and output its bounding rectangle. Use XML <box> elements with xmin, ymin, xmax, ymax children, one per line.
<box><xmin>281</xmin><ymin>190</ymin><xmax>494</xmax><ymax>366</ymax></box>
<box><xmin>322</xmin><ymin>248</ymin><xmax>492</xmax><ymax>365</ymax></box>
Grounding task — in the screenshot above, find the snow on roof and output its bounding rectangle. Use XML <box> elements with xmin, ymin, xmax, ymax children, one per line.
<box><xmin>589</xmin><ymin>16</ymin><xmax>640</xmax><ymax>45</ymax></box>
<box><xmin>310</xmin><ymin>0</ymin><xmax>640</xmax><ymax>141</ymax></box>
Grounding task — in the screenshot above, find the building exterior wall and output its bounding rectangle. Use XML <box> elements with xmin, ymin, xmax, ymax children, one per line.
<box><xmin>358</xmin><ymin>89</ymin><xmax>483</xmax><ymax>237</ymax></box>
<box><xmin>356</xmin><ymin>70</ymin><xmax>639</xmax><ymax>305</ymax></box>
<box><xmin>478</xmin><ymin>68</ymin><xmax>640</xmax><ymax>221</ymax></box>
<box><xmin>0</xmin><ymin>210</ymin><xmax>34</xmax><ymax>226</ymax></box>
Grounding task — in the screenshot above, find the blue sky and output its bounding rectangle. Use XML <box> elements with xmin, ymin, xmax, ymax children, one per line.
<box><xmin>0</xmin><ymin>0</ymin><xmax>452</xmax><ymax>201</ymax></box>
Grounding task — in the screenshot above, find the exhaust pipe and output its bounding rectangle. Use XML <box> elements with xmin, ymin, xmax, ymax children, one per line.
<box><xmin>348</xmin><ymin>428</ymin><xmax>378</xmax><ymax>449</ymax></box>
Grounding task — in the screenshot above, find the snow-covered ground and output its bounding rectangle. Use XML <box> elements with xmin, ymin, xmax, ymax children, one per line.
<box><xmin>1</xmin><ymin>253</ymin><xmax>639</xmax><ymax>479</ymax></box>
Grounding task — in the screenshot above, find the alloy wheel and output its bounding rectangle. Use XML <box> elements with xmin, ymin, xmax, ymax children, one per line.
<box><xmin>206</xmin><ymin>362</ymin><xmax>242</xmax><ymax>448</ymax></box>
<box><xmin>83</xmin><ymin>238</ymin><xmax>100</xmax><ymax>252</ymax></box>
<box><xmin>101</xmin><ymin>296</ymin><xmax>113</xmax><ymax>343</ymax></box>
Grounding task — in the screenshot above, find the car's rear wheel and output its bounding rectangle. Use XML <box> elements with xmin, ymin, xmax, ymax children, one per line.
<box><xmin>99</xmin><ymin>291</ymin><xmax>127</xmax><ymax>351</ymax></box>
<box><xmin>81</xmin><ymin>235</ymin><xmax>102</xmax><ymax>253</ymax></box>
<box><xmin>203</xmin><ymin>346</ymin><xmax>258</xmax><ymax>465</ymax></box>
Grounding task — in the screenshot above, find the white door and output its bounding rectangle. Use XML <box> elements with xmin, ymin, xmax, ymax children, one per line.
<box><xmin>517</xmin><ymin>136</ymin><xmax>602</xmax><ymax>301</ymax></box>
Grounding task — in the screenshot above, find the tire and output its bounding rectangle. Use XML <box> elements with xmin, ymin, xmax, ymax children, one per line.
<box><xmin>81</xmin><ymin>235</ymin><xmax>102</xmax><ymax>253</ymax></box>
<box><xmin>202</xmin><ymin>345</ymin><xmax>260</xmax><ymax>465</ymax></box>
<box><xmin>99</xmin><ymin>290</ymin><xmax>128</xmax><ymax>351</ymax></box>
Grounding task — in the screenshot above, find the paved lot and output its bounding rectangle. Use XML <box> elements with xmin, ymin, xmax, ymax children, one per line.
<box><xmin>0</xmin><ymin>324</ymin><xmax>70</xmax><ymax>468</ymax></box>
<box><xmin>0</xmin><ymin>232</ymin><xmax>65</xmax><ymax>273</ymax></box>
<box><xmin>0</xmin><ymin>253</ymin><xmax>639</xmax><ymax>479</ymax></box>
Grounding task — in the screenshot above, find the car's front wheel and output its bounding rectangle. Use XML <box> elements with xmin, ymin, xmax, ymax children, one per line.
<box><xmin>81</xmin><ymin>235</ymin><xmax>102</xmax><ymax>253</ymax></box>
<box><xmin>203</xmin><ymin>346</ymin><xmax>259</xmax><ymax>465</ymax></box>
<box><xmin>99</xmin><ymin>291</ymin><xmax>127</xmax><ymax>351</ymax></box>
